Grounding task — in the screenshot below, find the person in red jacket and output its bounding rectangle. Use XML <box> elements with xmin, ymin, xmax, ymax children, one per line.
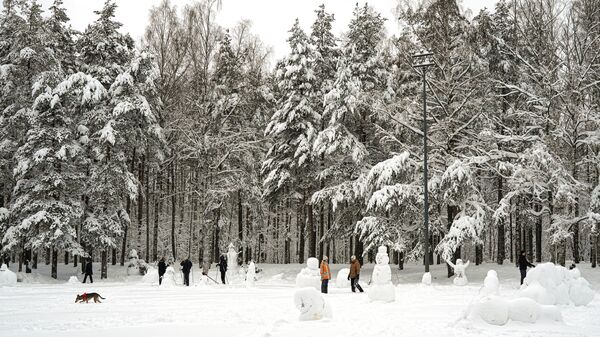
<box><xmin>320</xmin><ymin>256</ymin><xmax>331</xmax><ymax>294</ymax></box>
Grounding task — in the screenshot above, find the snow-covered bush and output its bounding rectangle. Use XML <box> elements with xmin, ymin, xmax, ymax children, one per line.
<box><xmin>295</xmin><ymin>257</ymin><xmax>320</xmax><ymax>290</ymax></box>
<box><xmin>294</xmin><ymin>287</ymin><xmax>332</xmax><ymax>321</ymax></box>
<box><xmin>336</xmin><ymin>268</ymin><xmax>351</xmax><ymax>288</ymax></box>
<box><xmin>126</xmin><ymin>249</ymin><xmax>148</xmax><ymax>276</ymax></box>
<box><xmin>368</xmin><ymin>246</ymin><xmax>395</xmax><ymax>302</ymax></box>
<box><xmin>520</xmin><ymin>263</ymin><xmax>594</xmax><ymax>306</ymax></box>
<box><xmin>0</xmin><ymin>264</ymin><xmax>17</xmax><ymax>286</ymax></box>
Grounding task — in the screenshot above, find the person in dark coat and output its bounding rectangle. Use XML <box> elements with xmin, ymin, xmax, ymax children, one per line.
<box><xmin>348</xmin><ymin>255</ymin><xmax>364</xmax><ymax>293</ymax></box>
<box><xmin>83</xmin><ymin>258</ymin><xmax>93</xmax><ymax>283</ymax></box>
<box><xmin>157</xmin><ymin>258</ymin><xmax>166</xmax><ymax>285</ymax></box>
<box><xmin>216</xmin><ymin>254</ymin><xmax>227</xmax><ymax>284</ymax></box>
<box><xmin>518</xmin><ymin>250</ymin><xmax>535</xmax><ymax>285</ymax></box>
<box><xmin>180</xmin><ymin>258</ymin><xmax>192</xmax><ymax>286</ymax></box>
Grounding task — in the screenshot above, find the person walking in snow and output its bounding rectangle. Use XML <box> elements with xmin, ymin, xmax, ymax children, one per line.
<box><xmin>348</xmin><ymin>255</ymin><xmax>364</xmax><ymax>293</ymax></box>
<box><xmin>320</xmin><ymin>256</ymin><xmax>331</xmax><ymax>294</ymax></box>
<box><xmin>518</xmin><ymin>250</ymin><xmax>535</xmax><ymax>285</ymax></box>
<box><xmin>180</xmin><ymin>258</ymin><xmax>192</xmax><ymax>286</ymax></box>
<box><xmin>216</xmin><ymin>254</ymin><xmax>227</xmax><ymax>284</ymax></box>
<box><xmin>158</xmin><ymin>258</ymin><xmax>166</xmax><ymax>285</ymax></box>
<box><xmin>83</xmin><ymin>258</ymin><xmax>93</xmax><ymax>284</ymax></box>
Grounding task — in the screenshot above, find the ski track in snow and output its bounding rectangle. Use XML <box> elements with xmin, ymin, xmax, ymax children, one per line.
<box><xmin>1</xmin><ymin>262</ymin><xmax>599</xmax><ymax>337</ymax></box>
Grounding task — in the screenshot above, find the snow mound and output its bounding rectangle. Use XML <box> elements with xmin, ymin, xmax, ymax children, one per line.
<box><xmin>471</xmin><ymin>296</ymin><xmax>509</xmax><ymax>326</ymax></box>
<box><xmin>0</xmin><ymin>264</ymin><xmax>17</xmax><ymax>286</ymax></box>
<box><xmin>507</xmin><ymin>297</ymin><xmax>540</xmax><ymax>323</ymax></box>
<box><xmin>142</xmin><ymin>267</ymin><xmax>159</xmax><ymax>284</ymax></box>
<box><xmin>520</xmin><ymin>263</ymin><xmax>594</xmax><ymax>306</ymax></box>
<box><xmin>295</xmin><ymin>257</ymin><xmax>320</xmax><ymax>290</ymax></box>
<box><xmin>481</xmin><ymin>270</ymin><xmax>499</xmax><ymax>296</ymax></box>
<box><xmin>67</xmin><ymin>276</ymin><xmax>80</xmax><ymax>284</ymax></box>
<box><xmin>294</xmin><ymin>287</ymin><xmax>332</xmax><ymax>321</ymax></box>
<box><xmin>421</xmin><ymin>272</ymin><xmax>431</xmax><ymax>285</ymax></box>
<box><xmin>335</xmin><ymin>268</ymin><xmax>350</xmax><ymax>288</ymax></box>
<box><xmin>469</xmin><ymin>296</ymin><xmax>561</xmax><ymax>326</ymax></box>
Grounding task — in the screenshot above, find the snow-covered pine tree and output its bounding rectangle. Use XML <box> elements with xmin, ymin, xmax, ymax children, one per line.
<box><xmin>313</xmin><ymin>3</ymin><xmax>394</xmax><ymax>263</ymax></box>
<box><xmin>263</xmin><ymin>19</ymin><xmax>319</xmax><ymax>262</ymax></box>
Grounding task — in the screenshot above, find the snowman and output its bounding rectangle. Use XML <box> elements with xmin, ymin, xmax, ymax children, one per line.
<box><xmin>160</xmin><ymin>265</ymin><xmax>177</xmax><ymax>287</ymax></box>
<box><xmin>226</xmin><ymin>243</ymin><xmax>243</xmax><ymax>284</ymax></box>
<box><xmin>368</xmin><ymin>246</ymin><xmax>396</xmax><ymax>302</ymax></box>
<box><xmin>0</xmin><ymin>264</ymin><xmax>17</xmax><ymax>286</ymax></box>
<box><xmin>447</xmin><ymin>259</ymin><xmax>470</xmax><ymax>286</ymax></box>
<box><xmin>481</xmin><ymin>270</ymin><xmax>500</xmax><ymax>296</ymax></box>
<box><xmin>295</xmin><ymin>257</ymin><xmax>321</xmax><ymax>290</ymax></box>
<box><xmin>246</xmin><ymin>261</ymin><xmax>256</xmax><ymax>287</ymax></box>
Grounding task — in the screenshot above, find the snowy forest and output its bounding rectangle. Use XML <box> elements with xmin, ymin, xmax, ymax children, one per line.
<box><xmin>0</xmin><ymin>0</ymin><xmax>599</xmax><ymax>280</ymax></box>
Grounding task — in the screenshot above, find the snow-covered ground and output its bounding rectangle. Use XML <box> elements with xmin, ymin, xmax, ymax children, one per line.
<box><xmin>1</xmin><ymin>261</ymin><xmax>599</xmax><ymax>337</ymax></box>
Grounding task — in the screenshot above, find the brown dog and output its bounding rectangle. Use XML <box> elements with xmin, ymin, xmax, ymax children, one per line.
<box><xmin>75</xmin><ymin>292</ymin><xmax>105</xmax><ymax>303</ymax></box>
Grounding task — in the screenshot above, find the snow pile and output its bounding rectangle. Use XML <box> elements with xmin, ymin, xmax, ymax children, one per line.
<box><xmin>67</xmin><ymin>276</ymin><xmax>79</xmax><ymax>284</ymax></box>
<box><xmin>160</xmin><ymin>266</ymin><xmax>176</xmax><ymax>287</ymax></box>
<box><xmin>0</xmin><ymin>264</ymin><xmax>17</xmax><ymax>286</ymax></box>
<box><xmin>126</xmin><ymin>249</ymin><xmax>148</xmax><ymax>276</ymax></box>
<box><xmin>295</xmin><ymin>257</ymin><xmax>320</xmax><ymax>290</ymax></box>
<box><xmin>142</xmin><ymin>267</ymin><xmax>159</xmax><ymax>284</ymax></box>
<box><xmin>246</xmin><ymin>261</ymin><xmax>256</xmax><ymax>287</ymax></box>
<box><xmin>481</xmin><ymin>270</ymin><xmax>499</xmax><ymax>296</ymax></box>
<box><xmin>368</xmin><ymin>246</ymin><xmax>395</xmax><ymax>302</ymax></box>
<box><xmin>520</xmin><ymin>263</ymin><xmax>595</xmax><ymax>306</ymax></box>
<box><xmin>335</xmin><ymin>268</ymin><xmax>351</xmax><ymax>288</ymax></box>
<box><xmin>294</xmin><ymin>287</ymin><xmax>332</xmax><ymax>321</ymax></box>
<box><xmin>421</xmin><ymin>272</ymin><xmax>432</xmax><ymax>285</ymax></box>
<box><xmin>468</xmin><ymin>296</ymin><xmax>562</xmax><ymax>326</ymax></box>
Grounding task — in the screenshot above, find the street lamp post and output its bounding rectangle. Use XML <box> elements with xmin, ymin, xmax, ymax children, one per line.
<box><xmin>412</xmin><ymin>50</ymin><xmax>434</xmax><ymax>273</ymax></box>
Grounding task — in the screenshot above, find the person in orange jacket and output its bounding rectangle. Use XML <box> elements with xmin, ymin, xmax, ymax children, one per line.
<box><xmin>320</xmin><ymin>255</ymin><xmax>331</xmax><ymax>294</ymax></box>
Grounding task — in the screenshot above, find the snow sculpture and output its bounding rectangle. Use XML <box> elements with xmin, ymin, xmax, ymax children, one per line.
<box><xmin>126</xmin><ymin>249</ymin><xmax>148</xmax><ymax>276</ymax></box>
<box><xmin>468</xmin><ymin>296</ymin><xmax>562</xmax><ymax>326</ymax></box>
<box><xmin>226</xmin><ymin>243</ymin><xmax>243</xmax><ymax>283</ymax></box>
<box><xmin>481</xmin><ymin>270</ymin><xmax>499</xmax><ymax>296</ymax></box>
<box><xmin>296</xmin><ymin>257</ymin><xmax>320</xmax><ymax>290</ymax></box>
<box><xmin>294</xmin><ymin>287</ymin><xmax>332</xmax><ymax>321</ymax></box>
<box><xmin>67</xmin><ymin>276</ymin><xmax>80</xmax><ymax>284</ymax></box>
<box><xmin>446</xmin><ymin>259</ymin><xmax>469</xmax><ymax>286</ymax></box>
<box><xmin>142</xmin><ymin>267</ymin><xmax>159</xmax><ymax>284</ymax></box>
<box><xmin>0</xmin><ymin>264</ymin><xmax>17</xmax><ymax>286</ymax></box>
<box><xmin>246</xmin><ymin>261</ymin><xmax>256</xmax><ymax>287</ymax></box>
<box><xmin>421</xmin><ymin>272</ymin><xmax>432</xmax><ymax>285</ymax></box>
<box><xmin>368</xmin><ymin>246</ymin><xmax>395</xmax><ymax>302</ymax></box>
<box><xmin>335</xmin><ymin>268</ymin><xmax>351</xmax><ymax>288</ymax></box>
<box><xmin>520</xmin><ymin>262</ymin><xmax>594</xmax><ymax>306</ymax></box>
<box><xmin>160</xmin><ymin>266</ymin><xmax>176</xmax><ymax>287</ymax></box>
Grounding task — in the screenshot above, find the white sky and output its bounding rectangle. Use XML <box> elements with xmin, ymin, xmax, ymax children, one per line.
<box><xmin>7</xmin><ymin>0</ymin><xmax>498</xmax><ymax>60</ymax></box>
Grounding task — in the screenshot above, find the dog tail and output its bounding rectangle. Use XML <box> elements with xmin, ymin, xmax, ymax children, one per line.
<box><xmin>99</xmin><ymin>295</ymin><xmax>106</xmax><ymax>299</ymax></box>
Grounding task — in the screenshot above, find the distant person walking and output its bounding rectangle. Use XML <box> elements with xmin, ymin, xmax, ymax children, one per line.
<box><xmin>158</xmin><ymin>258</ymin><xmax>166</xmax><ymax>285</ymax></box>
<box><xmin>217</xmin><ymin>254</ymin><xmax>227</xmax><ymax>284</ymax></box>
<box><xmin>180</xmin><ymin>258</ymin><xmax>192</xmax><ymax>286</ymax></box>
<box><xmin>518</xmin><ymin>250</ymin><xmax>535</xmax><ymax>285</ymax></box>
<box><xmin>320</xmin><ymin>256</ymin><xmax>331</xmax><ymax>294</ymax></box>
<box><xmin>83</xmin><ymin>258</ymin><xmax>93</xmax><ymax>284</ymax></box>
<box><xmin>349</xmin><ymin>255</ymin><xmax>364</xmax><ymax>293</ymax></box>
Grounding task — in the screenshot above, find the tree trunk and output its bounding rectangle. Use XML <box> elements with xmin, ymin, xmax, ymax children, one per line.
<box><xmin>475</xmin><ymin>244</ymin><xmax>483</xmax><ymax>265</ymax></box>
<box><xmin>111</xmin><ymin>248</ymin><xmax>116</xmax><ymax>265</ymax></box>
<box><xmin>137</xmin><ymin>155</ymin><xmax>144</xmax><ymax>260</ymax></box>
<box><xmin>45</xmin><ymin>247</ymin><xmax>50</xmax><ymax>265</ymax></box>
<box><xmin>398</xmin><ymin>251</ymin><xmax>404</xmax><ymax>270</ymax></box>
<box><xmin>121</xmin><ymin>148</ymin><xmax>136</xmax><ymax>266</ymax></box>
<box><xmin>515</xmin><ymin>199</ymin><xmax>521</xmax><ymax>265</ymax></box>
<box><xmin>319</xmin><ymin>202</ymin><xmax>324</xmax><ymax>260</ymax></box>
<box><xmin>101</xmin><ymin>250</ymin><xmax>108</xmax><ymax>279</ymax></box>
<box><xmin>238</xmin><ymin>190</ymin><xmax>243</xmax><ymax>248</ymax></box>
<box><xmin>298</xmin><ymin>198</ymin><xmax>306</xmax><ymax>264</ymax></box>
<box><xmin>51</xmin><ymin>249</ymin><xmax>58</xmax><ymax>279</ymax></box>
<box><xmin>33</xmin><ymin>251</ymin><xmax>38</xmax><ymax>269</ymax></box>
<box><xmin>591</xmin><ymin>234</ymin><xmax>597</xmax><ymax>268</ymax></box>
<box><xmin>307</xmin><ymin>203</ymin><xmax>316</xmax><ymax>258</ymax></box>
<box><xmin>64</xmin><ymin>251</ymin><xmax>69</xmax><ymax>265</ymax></box>
<box><xmin>171</xmin><ymin>163</ymin><xmax>177</xmax><ymax>260</ymax></box>
<box><xmin>145</xmin><ymin>163</ymin><xmax>150</xmax><ymax>262</ymax></box>
<box><xmin>447</xmin><ymin>205</ymin><xmax>459</xmax><ymax>277</ymax></box>
<box><xmin>153</xmin><ymin>171</ymin><xmax>161</xmax><ymax>262</ymax></box>
<box><xmin>535</xmin><ymin>202</ymin><xmax>542</xmax><ymax>262</ymax></box>
<box><xmin>497</xmin><ymin>175</ymin><xmax>505</xmax><ymax>264</ymax></box>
